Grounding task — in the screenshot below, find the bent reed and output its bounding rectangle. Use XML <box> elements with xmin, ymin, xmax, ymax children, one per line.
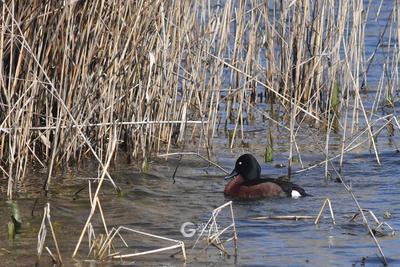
<box><xmin>1</xmin><ymin>0</ymin><xmax>399</xmax><ymax>198</ymax></box>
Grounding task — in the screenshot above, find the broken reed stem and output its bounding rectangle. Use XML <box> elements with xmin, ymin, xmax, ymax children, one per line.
<box><xmin>251</xmin><ymin>215</ymin><xmax>315</xmax><ymax>221</ymax></box>
<box><xmin>104</xmin><ymin>226</ymin><xmax>186</xmax><ymax>261</ymax></box>
<box><xmin>37</xmin><ymin>203</ymin><xmax>62</xmax><ymax>264</ymax></box>
<box><xmin>191</xmin><ymin>201</ymin><xmax>237</xmax><ymax>258</ymax></box>
<box><xmin>46</xmin><ymin>204</ymin><xmax>62</xmax><ymax>264</ymax></box>
<box><xmin>45</xmin><ymin>247</ymin><xmax>57</xmax><ymax>264</ymax></box>
<box><xmin>314</xmin><ymin>198</ymin><xmax>336</xmax><ymax>225</ymax></box>
<box><xmin>72</xmin><ymin>133</ymin><xmax>117</xmax><ymax>257</ymax></box>
<box><xmin>115</xmin><ymin>244</ymin><xmax>184</xmax><ymax>259</ymax></box>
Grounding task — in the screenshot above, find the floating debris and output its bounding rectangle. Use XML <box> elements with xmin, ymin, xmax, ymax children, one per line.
<box><xmin>383</xmin><ymin>211</ymin><xmax>392</xmax><ymax>219</ymax></box>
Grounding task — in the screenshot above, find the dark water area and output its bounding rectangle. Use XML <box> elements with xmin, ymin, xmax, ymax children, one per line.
<box><xmin>1</xmin><ymin>1</ymin><xmax>400</xmax><ymax>266</ymax></box>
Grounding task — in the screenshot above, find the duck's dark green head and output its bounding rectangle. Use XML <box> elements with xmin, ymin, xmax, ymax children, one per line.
<box><xmin>225</xmin><ymin>154</ymin><xmax>261</xmax><ymax>181</ymax></box>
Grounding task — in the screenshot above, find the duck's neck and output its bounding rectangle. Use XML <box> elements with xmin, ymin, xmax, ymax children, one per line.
<box><xmin>224</xmin><ymin>175</ymin><xmax>245</xmax><ymax>196</ymax></box>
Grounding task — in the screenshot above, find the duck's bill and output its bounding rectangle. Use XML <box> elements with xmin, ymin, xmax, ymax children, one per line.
<box><xmin>224</xmin><ymin>169</ymin><xmax>238</xmax><ymax>180</ymax></box>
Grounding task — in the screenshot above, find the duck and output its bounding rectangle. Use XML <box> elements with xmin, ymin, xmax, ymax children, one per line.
<box><xmin>224</xmin><ymin>154</ymin><xmax>310</xmax><ymax>200</ymax></box>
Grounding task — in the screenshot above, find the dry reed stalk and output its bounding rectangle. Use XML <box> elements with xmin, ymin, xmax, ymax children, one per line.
<box><xmin>306</xmin><ymin>126</ymin><xmax>390</xmax><ymax>265</ymax></box>
<box><xmin>45</xmin><ymin>247</ymin><xmax>58</xmax><ymax>264</ymax></box>
<box><xmin>350</xmin><ymin>209</ymin><xmax>395</xmax><ymax>237</ymax></box>
<box><xmin>251</xmin><ymin>215</ymin><xmax>315</xmax><ymax>221</ymax></box>
<box><xmin>83</xmin><ymin>217</ymin><xmax>186</xmax><ymax>261</ymax></box>
<box><xmin>37</xmin><ymin>203</ymin><xmax>62</xmax><ymax>264</ymax></box>
<box><xmin>297</xmin><ymin>118</ymin><xmax>391</xmax><ymax>264</ymax></box>
<box><xmin>72</xmin><ymin>130</ymin><xmax>117</xmax><ymax>257</ymax></box>
<box><xmin>2</xmin><ymin>1</ymin><xmax>122</xmax><ymax>195</ymax></box>
<box><xmin>314</xmin><ymin>198</ymin><xmax>336</xmax><ymax>225</ymax></box>
<box><xmin>158</xmin><ymin>152</ymin><xmax>228</xmax><ymax>174</ymax></box>
<box><xmin>333</xmin><ymin>170</ymin><xmax>388</xmax><ymax>265</ymax></box>
<box><xmin>295</xmin><ymin>114</ymin><xmax>393</xmax><ymax>174</ymax></box>
<box><xmin>288</xmin><ymin>101</ymin><xmax>295</xmax><ymax>178</ymax></box>
<box><xmin>191</xmin><ymin>201</ymin><xmax>237</xmax><ymax>257</ymax></box>
<box><xmin>343</xmin><ymin>40</ymin><xmax>381</xmax><ymax>164</ymax></box>
<box><xmin>109</xmin><ymin>227</ymin><xmax>186</xmax><ymax>261</ymax></box>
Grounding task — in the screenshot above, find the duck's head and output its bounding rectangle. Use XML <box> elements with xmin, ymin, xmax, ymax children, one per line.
<box><xmin>224</xmin><ymin>154</ymin><xmax>261</xmax><ymax>181</ymax></box>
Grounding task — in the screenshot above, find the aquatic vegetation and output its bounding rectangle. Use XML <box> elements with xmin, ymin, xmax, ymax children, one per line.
<box><xmin>0</xmin><ymin>3</ymin><xmax>399</xmax><ymax>250</ymax></box>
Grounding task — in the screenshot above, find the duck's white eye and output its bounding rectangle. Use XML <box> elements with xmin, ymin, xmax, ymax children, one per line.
<box><xmin>238</xmin><ymin>161</ymin><xmax>242</xmax><ymax>165</ymax></box>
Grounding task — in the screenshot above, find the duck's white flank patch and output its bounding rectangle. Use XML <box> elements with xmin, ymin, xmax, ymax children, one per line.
<box><xmin>291</xmin><ymin>190</ymin><xmax>301</xmax><ymax>199</ymax></box>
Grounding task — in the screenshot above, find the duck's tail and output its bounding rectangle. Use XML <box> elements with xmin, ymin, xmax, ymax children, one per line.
<box><xmin>292</xmin><ymin>185</ymin><xmax>312</xmax><ymax>197</ymax></box>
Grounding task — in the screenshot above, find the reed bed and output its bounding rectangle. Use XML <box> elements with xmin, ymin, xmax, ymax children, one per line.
<box><xmin>1</xmin><ymin>0</ymin><xmax>399</xmax><ymax>197</ymax></box>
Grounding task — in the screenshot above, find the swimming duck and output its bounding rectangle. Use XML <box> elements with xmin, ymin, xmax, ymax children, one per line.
<box><xmin>224</xmin><ymin>154</ymin><xmax>310</xmax><ymax>200</ymax></box>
